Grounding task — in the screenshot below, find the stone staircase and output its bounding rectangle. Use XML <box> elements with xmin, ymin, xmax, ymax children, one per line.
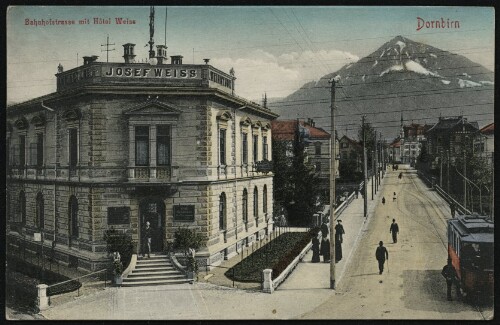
<box><xmin>122</xmin><ymin>254</ymin><xmax>190</xmax><ymax>287</ymax></box>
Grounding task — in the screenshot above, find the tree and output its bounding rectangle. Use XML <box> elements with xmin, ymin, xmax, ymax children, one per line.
<box><xmin>272</xmin><ymin>122</ymin><xmax>322</xmax><ymax>227</ymax></box>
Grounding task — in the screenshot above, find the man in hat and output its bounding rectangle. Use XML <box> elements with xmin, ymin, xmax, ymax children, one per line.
<box><xmin>389</xmin><ymin>219</ymin><xmax>399</xmax><ymax>243</ymax></box>
<box><xmin>375</xmin><ymin>241</ymin><xmax>389</xmax><ymax>274</ymax></box>
<box><xmin>143</xmin><ymin>221</ymin><xmax>152</xmax><ymax>258</ymax></box>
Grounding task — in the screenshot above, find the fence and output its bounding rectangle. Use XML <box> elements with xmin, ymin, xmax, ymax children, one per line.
<box><xmin>36</xmin><ymin>268</ymin><xmax>109</xmax><ymax>311</ymax></box>
<box><xmin>263</xmin><ymin>187</ymin><xmax>358</xmax><ymax>293</ymax></box>
<box><xmin>417</xmin><ymin>170</ymin><xmax>472</xmax><ymax>215</ymax></box>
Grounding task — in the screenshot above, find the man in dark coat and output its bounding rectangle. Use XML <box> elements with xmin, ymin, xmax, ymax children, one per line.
<box><xmin>143</xmin><ymin>221</ymin><xmax>152</xmax><ymax>258</ymax></box>
<box><xmin>441</xmin><ymin>263</ymin><xmax>455</xmax><ymax>301</ymax></box>
<box><xmin>389</xmin><ymin>219</ymin><xmax>399</xmax><ymax>243</ymax></box>
<box><xmin>375</xmin><ymin>241</ymin><xmax>389</xmax><ymax>274</ymax></box>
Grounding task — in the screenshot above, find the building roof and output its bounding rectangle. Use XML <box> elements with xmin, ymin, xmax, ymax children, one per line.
<box><xmin>271</xmin><ymin>120</ymin><xmax>330</xmax><ymax>141</ymax></box>
<box><xmin>480</xmin><ymin>122</ymin><xmax>494</xmax><ymax>135</ymax></box>
<box><xmin>339</xmin><ymin>135</ymin><xmax>361</xmax><ymax>148</ymax></box>
<box><xmin>389</xmin><ymin>138</ymin><xmax>402</xmax><ymax>148</ymax></box>
<box><xmin>426</xmin><ymin>116</ymin><xmax>479</xmax><ymax>134</ymax></box>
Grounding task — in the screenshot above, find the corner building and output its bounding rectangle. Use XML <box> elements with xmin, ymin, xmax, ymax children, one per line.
<box><xmin>6</xmin><ymin>45</ymin><xmax>278</xmax><ymax>271</ymax></box>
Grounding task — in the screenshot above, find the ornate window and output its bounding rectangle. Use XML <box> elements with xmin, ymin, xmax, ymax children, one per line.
<box><xmin>19</xmin><ymin>135</ymin><xmax>26</xmax><ymax>167</ymax></box>
<box><xmin>242</xmin><ymin>189</ymin><xmax>248</xmax><ymax>224</ymax></box>
<box><xmin>36</xmin><ymin>192</ymin><xmax>44</xmax><ymax>229</ymax></box>
<box><xmin>253</xmin><ymin>186</ymin><xmax>259</xmax><ymax>219</ymax></box>
<box><xmin>19</xmin><ymin>191</ymin><xmax>26</xmax><ymax>225</ymax></box>
<box><xmin>219</xmin><ymin>193</ymin><xmax>226</xmax><ymax>230</ymax></box>
<box><xmin>262</xmin><ymin>136</ymin><xmax>268</xmax><ymax>160</ymax></box>
<box><xmin>68</xmin><ymin>128</ymin><xmax>78</xmax><ymax>168</ymax></box>
<box><xmin>69</xmin><ymin>196</ymin><xmax>79</xmax><ymax>241</ymax></box>
<box><xmin>157</xmin><ymin>125</ymin><xmax>171</xmax><ymax>166</ymax></box>
<box><xmin>219</xmin><ymin>129</ymin><xmax>226</xmax><ymax>165</ymax></box>
<box><xmin>253</xmin><ymin>134</ymin><xmax>258</xmax><ymax>162</ymax></box>
<box><xmin>242</xmin><ymin>133</ymin><xmax>248</xmax><ymax>164</ymax></box>
<box><xmin>263</xmin><ymin>185</ymin><xmax>268</xmax><ymax>214</ymax></box>
<box><xmin>135</xmin><ymin>126</ymin><xmax>149</xmax><ymax>166</ymax></box>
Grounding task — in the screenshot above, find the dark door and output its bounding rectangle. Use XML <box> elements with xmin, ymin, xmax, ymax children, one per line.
<box><xmin>139</xmin><ymin>199</ymin><xmax>165</xmax><ymax>253</ymax></box>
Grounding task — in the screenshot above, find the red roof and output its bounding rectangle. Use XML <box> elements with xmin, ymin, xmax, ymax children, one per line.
<box><xmin>271</xmin><ymin>120</ymin><xmax>330</xmax><ymax>141</ymax></box>
<box><xmin>480</xmin><ymin>122</ymin><xmax>494</xmax><ymax>135</ymax></box>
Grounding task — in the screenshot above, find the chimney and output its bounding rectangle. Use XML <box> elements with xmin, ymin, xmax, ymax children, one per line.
<box><xmin>170</xmin><ymin>55</ymin><xmax>183</xmax><ymax>65</ymax></box>
<box><xmin>83</xmin><ymin>55</ymin><xmax>99</xmax><ymax>65</ymax></box>
<box><xmin>123</xmin><ymin>43</ymin><xmax>136</xmax><ymax>63</ymax></box>
<box><xmin>156</xmin><ymin>45</ymin><xmax>168</xmax><ymax>65</ymax></box>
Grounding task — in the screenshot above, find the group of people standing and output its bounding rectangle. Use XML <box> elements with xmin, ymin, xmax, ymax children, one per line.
<box><xmin>312</xmin><ymin>219</ymin><xmax>345</xmax><ymax>263</ymax></box>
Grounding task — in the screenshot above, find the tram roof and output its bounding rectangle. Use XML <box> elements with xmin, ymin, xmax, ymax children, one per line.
<box><xmin>449</xmin><ymin>215</ymin><xmax>494</xmax><ymax>244</ymax></box>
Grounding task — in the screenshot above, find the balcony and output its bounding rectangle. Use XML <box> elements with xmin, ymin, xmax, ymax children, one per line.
<box><xmin>128</xmin><ymin>166</ymin><xmax>173</xmax><ymax>182</ymax></box>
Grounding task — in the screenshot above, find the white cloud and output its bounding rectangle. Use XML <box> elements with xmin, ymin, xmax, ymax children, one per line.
<box><xmin>211</xmin><ymin>49</ymin><xmax>359</xmax><ymax>100</ymax></box>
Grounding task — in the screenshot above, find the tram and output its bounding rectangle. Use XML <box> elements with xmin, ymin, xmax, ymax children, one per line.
<box><xmin>447</xmin><ymin>214</ymin><xmax>494</xmax><ymax>298</ymax></box>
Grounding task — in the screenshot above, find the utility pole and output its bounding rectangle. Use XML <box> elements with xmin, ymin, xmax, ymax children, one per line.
<box><xmin>491</xmin><ymin>152</ymin><xmax>494</xmax><ymax>220</ymax></box>
<box><xmin>447</xmin><ymin>150</ymin><xmax>450</xmax><ymax>194</ymax></box>
<box><xmin>328</xmin><ymin>77</ymin><xmax>338</xmax><ymax>290</ymax></box>
<box><xmin>380</xmin><ymin>132</ymin><xmax>384</xmax><ymax>179</ymax></box>
<box><xmin>371</xmin><ymin>150</ymin><xmax>375</xmax><ymax>199</ymax></box>
<box><xmin>374</xmin><ymin>133</ymin><xmax>378</xmax><ymax>192</ymax></box>
<box><xmin>439</xmin><ymin>151</ymin><xmax>443</xmax><ymax>188</ymax></box>
<box><xmin>462</xmin><ymin>119</ymin><xmax>467</xmax><ymax>209</ymax></box>
<box><xmin>101</xmin><ymin>34</ymin><xmax>115</xmax><ymax>63</ymax></box>
<box><xmin>362</xmin><ymin>115</ymin><xmax>368</xmax><ymax>218</ymax></box>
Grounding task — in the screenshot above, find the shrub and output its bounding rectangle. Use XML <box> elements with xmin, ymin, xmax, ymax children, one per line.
<box><xmin>103</xmin><ymin>229</ymin><xmax>134</xmax><ymax>269</ymax></box>
<box><xmin>173</xmin><ymin>227</ymin><xmax>206</xmax><ymax>255</ymax></box>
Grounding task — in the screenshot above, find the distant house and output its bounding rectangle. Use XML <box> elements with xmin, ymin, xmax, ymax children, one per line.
<box><xmin>339</xmin><ymin>135</ymin><xmax>362</xmax><ymax>172</ymax></box>
<box><xmin>271</xmin><ymin>119</ymin><xmax>337</xmax><ymax>197</ymax></box>
<box><xmin>389</xmin><ymin>138</ymin><xmax>403</xmax><ymax>163</ymax></box>
<box><xmin>425</xmin><ymin>116</ymin><xmax>479</xmax><ymax>157</ymax></box>
<box><xmin>474</xmin><ymin>122</ymin><xmax>494</xmax><ymax>161</ymax></box>
<box><xmin>400</xmin><ymin>123</ymin><xmax>430</xmax><ymax>164</ymax></box>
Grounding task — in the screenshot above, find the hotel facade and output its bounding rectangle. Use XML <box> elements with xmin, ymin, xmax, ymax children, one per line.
<box><xmin>6</xmin><ymin>44</ymin><xmax>278</xmax><ymax>271</ymax></box>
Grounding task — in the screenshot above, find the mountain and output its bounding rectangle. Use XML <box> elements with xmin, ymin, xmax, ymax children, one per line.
<box><xmin>269</xmin><ymin>36</ymin><xmax>494</xmax><ymax>140</ymax></box>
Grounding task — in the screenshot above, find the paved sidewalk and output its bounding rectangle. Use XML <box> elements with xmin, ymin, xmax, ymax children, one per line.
<box><xmin>279</xmin><ymin>172</ymin><xmax>387</xmax><ymax>291</ymax></box>
<box><xmin>39</xmin><ymin>173</ymin><xmax>388</xmax><ymax>320</ymax></box>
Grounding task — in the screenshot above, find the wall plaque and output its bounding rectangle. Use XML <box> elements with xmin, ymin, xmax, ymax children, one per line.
<box><xmin>173</xmin><ymin>205</ymin><xmax>195</xmax><ymax>222</ymax></box>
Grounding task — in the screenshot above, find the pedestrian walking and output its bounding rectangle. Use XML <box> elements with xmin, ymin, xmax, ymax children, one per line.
<box><xmin>143</xmin><ymin>221</ymin><xmax>152</xmax><ymax>258</ymax></box>
<box><xmin>393</xmin><ymin>192</ymin><xmax>397</xmax><ymax>202</ymax></box>
<box><xmin>450</xmin><ymin>202</ymin><xmax>456</xmax><ymax>218</ymax></box>
<box><xmin>382</xmin><ymin>197</ymin><xmax>386</xmax><ymax>205</ymax></box>
<box><xmin>355</xmin><ymin>188</ymin><xmax>359</xmax><ymax>199</ymax></box>
<box><xmin>375</xmin><ymin>241</ymin><xmax>389</xmax><ymax>274</ymax></box>
<box><xmin>441</xmin><ymin>263</ymin><xmax>455</xmax><ymax>301</ymax></box>
<box><xmin>389</xmin><ymin>219</ymin><xmax>399</xmax><ymax>243</ymax></box>
<box><xmin>320</xmin><ymin>237</ymin><xmax>330</xmax><ymax>263</ymax></box>
<box><xmin>311</xmin><ymin>233</ymin><xmax>320</xmax><ymax>263</ymax></box>
<box><xmin>398</xmin><ymin>172</ymin><xmax>402</xmax><ymax>179</ymax></box>
<box><xmin>335</xmin><ymin>220</ymin><xmax>345</xmax><ymax>244</ymax></box>
<box><xmin>335</xmin><ymin>236</ymin><xmax>343</xmax><ymax>262</ymax></box>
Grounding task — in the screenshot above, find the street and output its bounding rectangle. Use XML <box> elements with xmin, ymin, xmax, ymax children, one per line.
<box><xmin>300</xmin><ymin>166</ymin><xmax>493</xmax><ymax>320</ymax></box>
<box><xmin>37</xmin><ymin>166</ymin><xmax>493</xmax><ymax>320</ymax></box>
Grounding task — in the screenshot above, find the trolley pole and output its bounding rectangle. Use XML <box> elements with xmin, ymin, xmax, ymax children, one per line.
<box><xmin>362</xmin><ymin>115</ymin><xmax>368</xmax><ymax>218</ymax></box>
<box><xmin>329</xmin><ymin>77</ymin><xmax>337</xmax><ymax>290</ymax></box>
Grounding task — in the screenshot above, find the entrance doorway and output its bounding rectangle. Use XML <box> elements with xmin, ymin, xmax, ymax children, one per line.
<box><xmin>139</xmin><ymin>199</ymin><xmax>165</xmax><ymax>253</ymax></box>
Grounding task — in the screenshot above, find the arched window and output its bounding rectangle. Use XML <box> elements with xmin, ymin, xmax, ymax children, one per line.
<box><xmin>263</xmin><ymin>185</ymin><xmax>268</xmax><ymax>214</ymax></box>
<box><xmin>219</xmin><ymin>193</ymin><xmax>226</xmax><ymax>230</ymax></box>
<box><xmin>242</xmin><ymin>189</ymin><xmax>248</xmax><ymax>224</ymax></box>
<box><xmin>69</xmin><ymin>196</ymin><xmax>79</xmax><ymax>240</ymax></box>
<box><xmin>36</xmin><ymin>192</ymin><xmax>44</xmax><ymax>229</ymax></box>
<box><xmin>253</xmin><ymin>186</ymin><xmax>259</xmax><ymax>219</ymax></box>
<box><xmin>19</xmin><ymin>191</ymin><xmax>26</xmax><ymax>225</ymax></box>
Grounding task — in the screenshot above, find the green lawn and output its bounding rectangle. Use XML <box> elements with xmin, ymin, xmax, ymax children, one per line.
<box><xmin>224</xmin><ymin>231</ymin><xmax>311</xmax><ymax>283</ymax></box>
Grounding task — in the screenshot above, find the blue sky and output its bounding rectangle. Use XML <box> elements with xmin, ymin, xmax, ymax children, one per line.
<box><xmin>7</xmin><ymin>6</ymin><xmax>494</xmax><ymax>103</ymax></box>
